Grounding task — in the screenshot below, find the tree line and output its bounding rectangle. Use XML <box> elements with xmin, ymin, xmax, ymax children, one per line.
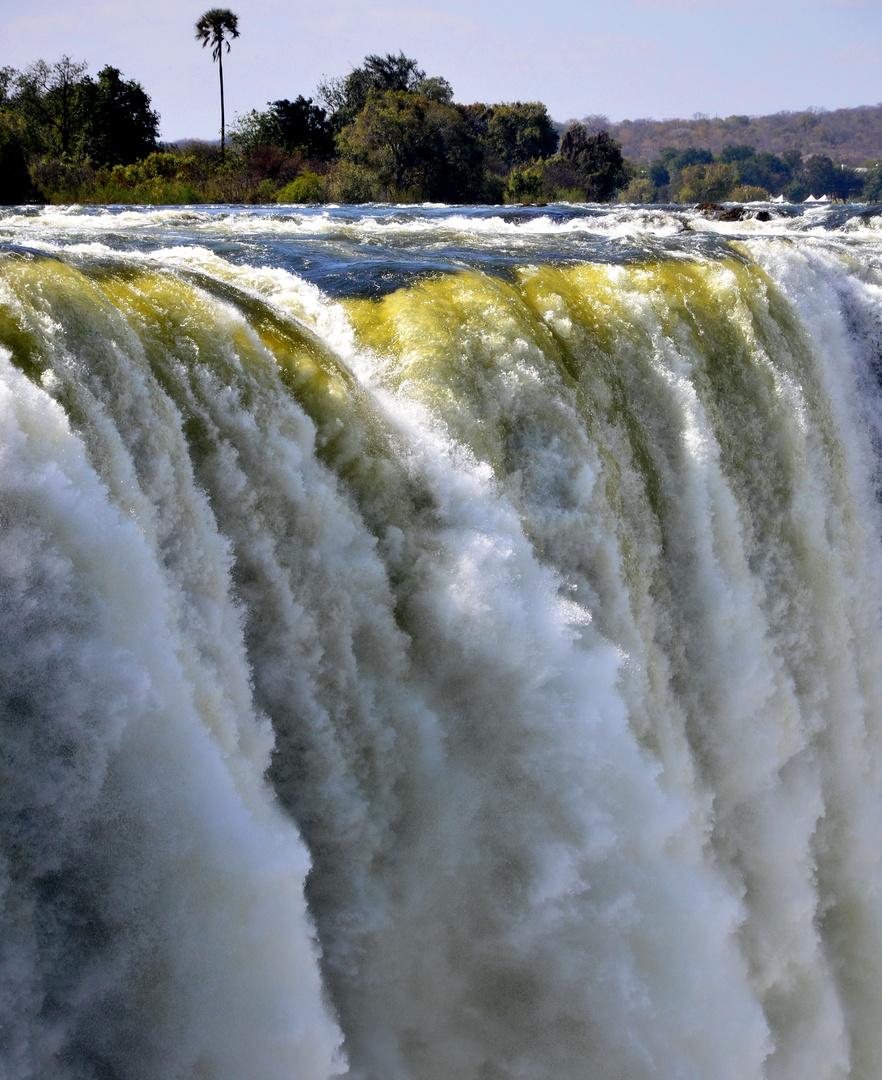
<box><xmin>1</xmin><ymin>45</ymin><xmax>881</xmax><ymax>206</ymax></box>
<box><xmin>610</xmin><ymin>107</ymin><xmax>882</xmax><ymax>169</ymax></box>
<box><xmin>622</xmin><ymin>144</ymin><xmax>877</xmax><ymax>204</ymax></box>
<box><xmin>0</xmin><ymin>58</ymin><xmax>159</xmax><ymax>202</ymax></box>
<box><xmin>0</xmin><ymin>47</ymin><xmax>630</xmax><ymax>205</ymax></box>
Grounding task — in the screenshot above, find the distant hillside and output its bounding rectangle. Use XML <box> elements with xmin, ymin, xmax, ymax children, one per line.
<box><xmin>605</xmin><ymin>106</ymin><xmax>882</xmax><ymax>166</ymax></box>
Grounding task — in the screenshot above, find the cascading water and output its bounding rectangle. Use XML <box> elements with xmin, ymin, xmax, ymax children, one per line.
<box><xmin>3</xmin><ymin>202</ymin><xmax>882</xmax><ymax>1080</ymax></box>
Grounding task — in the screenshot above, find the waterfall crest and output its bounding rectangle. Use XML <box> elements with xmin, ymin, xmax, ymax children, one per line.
<box><xmin>3</xmin><ymin>207</ymin><xmax>882</xmax><ymax>1080</ymax></box>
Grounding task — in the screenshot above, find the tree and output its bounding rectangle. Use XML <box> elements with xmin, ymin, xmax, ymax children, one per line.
<box><xmin>0</xmin><ymin>113</ymin><xmax>31</xmax><ymax>203</ymax></box>
<box><xmin>863</xmin><ymin>166</ymin><xmax>882</xmax><ymax>202</ymax></box>
<box><xmin>0</xmin><ymin>67</ymin><xmax>15</xmax><ymax>109</ymax></box>
<box><xmin>13</xmin><ymin>56</ymin><xmax>88</xmax><ymax>156</ymax></box>
<box><xmin>648</xmin><ymin>160</ymin><xmax>670</xmax><ymax>187</ymax></box>
<box><xmin>195</xmin><ymin>8</ymin><xmax>239</xmax><ymax>159</ymax></box>
<box><xmin>232</xmin><ymin>96</ymin><xmax>334</xmax><ymax>158</ymax></box>
<box><xmin>800</xmin><ymin>153</ymin><xmax>859</xmax><ymax>199</ymax></box>
<box><xmin>414</xmin><ymin>76</ymin><xmax>454</xmax><ymax>104</ymax></box>
<box><xmin>736</xmin><ymin>151</ymin><xmax>792</xmax><ymax>196</ymax></box>
<box><xmin>659</xmin><ymin>146</ymin><xmax>713</xmax><ymax>173</ymax></box>
<box><xmin>548</xmin><ymin>125</ymin><xmax>630</xmax><ymax>201</ymax></box>
<box><xmin>8</xmin><ymin>59</ymin><xmax>158</xmax><ymax>166</ymax></box>
<box><xmin>318</xmin><ymin>53</ymin><xmax>439</xmax><ymax>131</ymax></box>
<box><xmin>719</xmin><ymin>143</ymin><xmax>757</xmax><ymax>164</ymax></box>
<box><xmin>674</xmin><ymin>162</ymin><xmax>738</xmax><ymax>202</ymax></box>
<box><xmin>337</xmin><ymin>89</ymin><xmax>482</xmax><ymax>201</ymax></box>
<box><xmin>483</xmin><ymin>102</ymin><xmax>559</xmax><ymax>168</ymax></box>
<box><xmin>78</xmin><ymin>66</ymin><xmax>159</xmax><ymax>165</ymax></box>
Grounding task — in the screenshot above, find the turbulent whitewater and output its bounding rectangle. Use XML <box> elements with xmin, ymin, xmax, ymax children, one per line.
<box><xmin>3</xmin><ymin>202</ymin><xmax>882</xmax><ymax>1080</ymax></box>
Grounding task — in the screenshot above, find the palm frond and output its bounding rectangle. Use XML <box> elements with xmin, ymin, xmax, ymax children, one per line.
<box><xmin>194</xmin><ymin>8</ymin><xmax>240</xmax><ymax>60</ymax></box>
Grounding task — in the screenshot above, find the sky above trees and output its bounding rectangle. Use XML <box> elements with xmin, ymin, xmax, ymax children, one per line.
<box><xmin>4</xmin><ymin>0</ymin><xmax>880</xmax><ymax>142</ymax></box>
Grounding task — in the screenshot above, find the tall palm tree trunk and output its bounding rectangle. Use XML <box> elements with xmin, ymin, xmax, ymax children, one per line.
<box><xmin>196</xmin><ymin>10</ymin><xmax>239</xmax><ymax>163</ymax></box>
<box><xmin>218</xmin><ymin>45</ymin><xmax>225</xmax><ymax>160</ymax></box>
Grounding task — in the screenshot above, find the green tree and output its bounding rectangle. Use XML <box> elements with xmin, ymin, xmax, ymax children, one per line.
<box><xmin>195</xmin><ymin>8</ymin><xmax>239</xmax><ymax>159</ymax></box>
<box><xmin>0</xmin><ymin>113</ymin><xmax>31</xmax><ymax>203</ymax></box>
<box><xmin>736</xmin><ymin>151</ymin><xmax>792</xmax><ymax>195</ymax></box>
<box><xmin>337</xmin><ymin>89</ymin><xmax>482</xmax><ymax>201</ymax></box>
<box><xmin>414</xmin><ymin>76</ymin><xmax>454</xmax><ymax>104</ymax></box>
<box><xmin>233</xmin><ymin>96</ymin><xmax>334</xmax><ymax>158</ymax></box>
<box><xmin>504</xmin><ymin>162</ymin><xmax>544</xmax><ymax>202</ymax></box>
<box><xmin>659</xmin><ymin>146</ymin><xmax>713</xmax><ymax>173</ymax></box>
<box><xmin>0</xmin><ymin>67</ymin><xmax>15</xmax><ymax>109</ymax></box>
<box><xmin>719</xmin><ymin>143</ymin><xmax>757</xmax><ymax>163</ymax></box>
<box><xmin>799</xmin><ymin>154</ymin><xmax>860</xmax><ymax>199</ymax></box>
<box><xmin>645</xmin><ymin>147</ymin><xmax>714</xmax><ymax>198</ymax></box>
<box><xmin>801</xmin><ymin>154</ymin><xmax>834</xmax><ymax>198</ymax></box>
<box><xmin>863</xmin><ymin>166</ymin><xmax>882</xmax><ymax>202</ymax></box>
<box><xmin>546</xmin><ymin>125</ymin><xmax>630</xmax><ymax>201</ymax></box>
<box><xmin>484</xmin><ymin>102</ymin><xmax>558</xmax><ymax>168</ymax></box>
<box><xmin>674</xmin><ymin>161</ymin><xmax>738</xmax><ymax>202</ymax></box>
<box><xmin>9</xmin><ymin>59</ymin><xmax>159</xmax><ymax>166</ymax></box>
<box><xmin>648</xmin><ymin>160</ymin><xmax>670</xmax><ymax>187</ymax></box>
<box><xmin>78</xmin><ymin>66</ymin><xmax>159</xmax><ymax>165</ymax></box>
<box><xmin>618</xmin><ymin>175</ymin><xmax>658</xmax><ymax>203</ymax></box>
<box><xmin>318</xmin><ymin>53</ymin><xmax>450</xmax><ymax>131</ymax></box>
<box><xmin>13</xmin><ymin>56</ymin><xmax>88</xmax><ymax>156</ymax></box>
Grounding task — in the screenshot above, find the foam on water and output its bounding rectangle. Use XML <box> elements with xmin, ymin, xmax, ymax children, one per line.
<box><xmin>2</xmin><ymin>207</ymin><xmax>882</xmax><ymax>1080</ymax></box>
<box><xmin>0</xmin><ymin>343</ymin><xmax>343</xmax><ymax>1080</ymax></box>
<box><xmin>2</xmin><ymin>201</ymin><xmax>879</xmax><ymax>246</ymax></box>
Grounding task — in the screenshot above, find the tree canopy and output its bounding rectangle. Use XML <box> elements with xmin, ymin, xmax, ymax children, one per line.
<box><xmin>9</xmin><ymin>44</ymin><xmax>877</xmax><ymax>207</ymax></box>
<box><xmin>484</xmin><ymin>102</ymin><xmax>559</xmax><ymax>168</ymax></box>
<box><xmin>547</xmin><ymin>125</ymin><xmax>631</xmax><ymax>201</ymax></box>
<box><xmin>195</xmin><ymin>9</ymin><xmax>240</xmax><ymax>61</ymax></box>
<box><xmin>3</xmin><ymin>58</ymin><xmax>158</xmax><ymax>166</ymax></box>
<box><xmin>78</xmin><ymin>67</ymin><xmax>159</xmax><ymax>165</ymax></box>
<box><xmin>14</xmin><ymin>57</ymin><xmax>88</xmax><ymax>157</ymax></box>
<box><xmin>337</xmin><ymin>89</ymin><xmax>483</xmax><ymax>201</ymax></box>
<box><xmin>318</xmin><ymin>52</ymin><xmax>452</xmax><ymax>132</ymax></box>
<box><xmin>232</xmin><ymin>96</ymin><xmax>334</xmax><ymax>158</ymax></box>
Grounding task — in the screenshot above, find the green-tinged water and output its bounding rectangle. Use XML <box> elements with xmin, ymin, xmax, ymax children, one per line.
<box><xmin>2</xmin><ymin>203</ymin><xmax>882</xmax><ymax>1080</ymax></box>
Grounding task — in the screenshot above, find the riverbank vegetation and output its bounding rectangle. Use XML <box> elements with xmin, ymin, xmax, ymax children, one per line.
<box><xmin>621</xmin><ymin>143</ymin><xmax>873</xmax><ymax>204</ymax></box>
<box><xmin>2</xmin><ymin>50</ymin><xmax>881</xmax><ymax>206</ymax></box>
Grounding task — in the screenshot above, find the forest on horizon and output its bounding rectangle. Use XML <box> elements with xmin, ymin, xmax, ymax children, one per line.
<box><xmin>3</xmin><ymin>40</ymin><xmax>882</xmax><ymax>206</ymax></box>
<box><xmin>608</xmin><ymin>105</ymin><xmax>882</xmax><ymax>167</ymax></box>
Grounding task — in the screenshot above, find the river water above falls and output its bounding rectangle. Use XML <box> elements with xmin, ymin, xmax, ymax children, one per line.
<box><xmin>3</xmin><ymin>201</ymin><xmax>882</xmax><ymax>1080</ymax></box>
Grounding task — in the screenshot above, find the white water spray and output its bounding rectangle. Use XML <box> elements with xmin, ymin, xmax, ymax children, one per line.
<box><xmin>2</xmin><ymin>206</ymin><xmax>882</xmax><ymax>1080</ymax></box>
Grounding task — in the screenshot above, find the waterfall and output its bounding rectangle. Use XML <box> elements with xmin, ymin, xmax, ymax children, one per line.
<box><xmin>2</xmin><ymin>206</ymin><xmax>882</xmax><ymax>1080</ymax></box>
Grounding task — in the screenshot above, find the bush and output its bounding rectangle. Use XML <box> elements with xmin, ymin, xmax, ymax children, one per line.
<box><xmin>505</xmin><ymin>163</ymin><xmax>543</xmax><ymax>202</ymax></box>
<box><xmin>29</xmin><ymin>156</ymin><xmax>96</xmax><ymax>202</ymax></box>
<box><xmin>863</xmin><ymin>167</ymin><xmax>882</xmax><ymax>202</ymax></box>
<box><xmin>327</xmin><ymin>161</ymin><xmax>380</xmax><ymax>202</ymax></box>
<box><xmin>276</xmin><ymin>170</ymin><xmax>326</xmax><ymax>203</ymax></box>
<box><xmin>673</xmin><ymin>162</ymin><xmax>738</xmax><ymax>202</ymax></box>
<box><xmin>113</xmin><ymin>151</ymin><xmax>186</xmax><ymax>183</ymax></box>
<box><xmin>618</xmin><ymin>177</ymin><xmax>657</xmax><ymax>203</ymax></box>
<box><xmin>729</xmin><ymin>184</ymin><xmax>769</xmax><ymax>202</ymax></box>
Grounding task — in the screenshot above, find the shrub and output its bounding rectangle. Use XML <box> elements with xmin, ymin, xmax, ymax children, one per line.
<box><xmin>276</xmin><ymin>170</ymin><xmax>326</xmax><ymax>203</ymax></box>
<box><xmin>505</xmin><ymin>163</ymin><xmax>543</xmax><ymax>202</ymax></box>
<box><xmin>618</xmin><ymin>177</ymin><xmax>657</xmax><ymax>203</ymax></box>
<box><xmin>729</xmin><ymin>184</ymin><xmax>769</xmax><ymax>202</ymax></box>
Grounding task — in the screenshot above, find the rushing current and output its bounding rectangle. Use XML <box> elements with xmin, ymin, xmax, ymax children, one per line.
<box><xmin>3</xmin><ymin>201</ymin><xmax>882</xmax><ymax>1080</ymax></box>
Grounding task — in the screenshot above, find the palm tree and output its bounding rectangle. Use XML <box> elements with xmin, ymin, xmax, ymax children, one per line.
<box><xmin>195</xmin><ymin>8</ymin><xmax>239</xmax><ymax>159</ymax></box>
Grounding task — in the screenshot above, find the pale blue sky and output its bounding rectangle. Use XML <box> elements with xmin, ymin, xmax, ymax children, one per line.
<box><xmin>3</xmin><ymin>0</ymin><xmax>881</xmax><ymax>142</ymax></box>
